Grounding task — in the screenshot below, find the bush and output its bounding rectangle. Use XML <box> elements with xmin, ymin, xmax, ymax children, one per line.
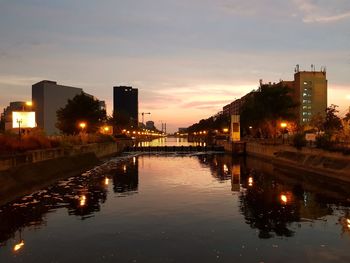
<box><xmin>292</xmin><ymin>133</ymin><xmax>307</xmax><ymax>150</ymax></box>
<box><xmin>0</xmin><ymin>134</ymin><xmax>61</xmax><ymax>154</ymax></box>
<box><xmin>315</xmin><ymin>134</ymin><xmax>333</xmax><ymax>150</ymax></box>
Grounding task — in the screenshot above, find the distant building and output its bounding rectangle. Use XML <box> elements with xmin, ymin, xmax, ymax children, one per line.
<box><xmin>178</xmin><ymin>128</ymin><xmax>187</xmax><ymax>133</ymax></box>
<box><xmin>146</xmin><ymin>120</ymin><xmax>155</xmax><ymax>130</ymax></box>
<box><xmin>32</xmin><ymin>80</ymin><xmax>83</xmax><ymax>135</ymax></box>
<box><xmin>113</xmin><ymin>86</ymin><xmax>138</xmax><ymax>128</ymax></box>
<box><xmin>223</xmin><ymin>92</ymin><xmax>254</xmax><ymax>116</ymax></box>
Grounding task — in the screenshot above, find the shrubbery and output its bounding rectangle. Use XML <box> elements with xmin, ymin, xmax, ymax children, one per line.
<box><xmin>0</xmin><ymin>134</ymin><xmax>60</xmax><ymax>154</ymax></box>
<box><xmin>0</xmin><ymin>133</ymin><xmax>116</xmax><ymax>155</ymax></box>
<box><xmin>315</xmin><ymin>134</ymin><xmax>332</xmax><ymax>150</ymax></box>
<box><xmin>292</xmin><ymin>133</ymin><xmax>307</xmax><ymax>150</ymax></box>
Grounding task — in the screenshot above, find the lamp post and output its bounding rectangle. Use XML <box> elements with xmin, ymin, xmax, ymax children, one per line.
<box><xmin>16</xmin><ymin>118</ymin><xmax>22</xmax><ymax>140</ymax></box>
<box><xmin>280</xmin><ymin>122</ymin><xmax>287</xmax><ymax>144</ymax></box>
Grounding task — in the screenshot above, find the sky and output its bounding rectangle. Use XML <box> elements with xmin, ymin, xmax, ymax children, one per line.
<box><xmin>0</xmin><ymin>0</ymin><xmax>349</xmax><ymax>132</ymax></box>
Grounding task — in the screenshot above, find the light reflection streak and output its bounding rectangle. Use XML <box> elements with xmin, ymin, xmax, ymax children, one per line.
<box><xmin>248</xmin><ymin>177</ymin><xmax>253</xmax><ymax>187</ymax></box>
<box><xmin>13</xmin><ymin>240</ymin><xmax>24</xmax><ymax>252</ymax></box>
<box><xmin>80</xmin><ymin>195</ymin><xmax>86</xmax><ymax>207</ymax></box>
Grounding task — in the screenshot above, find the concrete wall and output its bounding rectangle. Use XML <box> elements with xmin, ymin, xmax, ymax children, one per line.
<box><xmin>246</xmin><ymin>142</ymin><xmax>350</xmax><ymax>183</ymax></box>
<box><xmin>0</xmin><ymin>141</ymin><xmax>131</xmax><ymax>172</ymax></box>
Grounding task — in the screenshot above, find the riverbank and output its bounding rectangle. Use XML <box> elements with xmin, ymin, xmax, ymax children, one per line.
<box><xmin>246</xmin><ymin>142</ymin><xmax>350</xmax><ymax>183</ymax></box>
<box><xmin>0</xmin><ymin>140</ymin><xmax>132</xmax><ymax>205</ymax></box>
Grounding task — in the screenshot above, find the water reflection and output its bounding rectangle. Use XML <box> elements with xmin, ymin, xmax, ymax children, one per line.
<box><xmin>1</xmin><ymin>153</ymin><xmax>350</xmax><ymax>262</ymax></box>
<box><xmin>0</xmin><ymin>156</ymin><xmax>139</xmax><ymax>247</ymax></box>
<box><xmin>112</xmin><ymin>156</ymin><xmax>138</xmax><ymax>195</ymax></box>
<box><xmin>194</xmin><ymin>153</ymin><xmax>350</xmax><ymax>239</ymax></box>
<box><xmin>137</xmin><ymin>137</ymin><xmax>205</xmax><ymax>147</ymax></box>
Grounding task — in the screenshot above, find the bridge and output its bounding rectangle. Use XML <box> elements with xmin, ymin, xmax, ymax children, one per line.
<box><xmin>124</xmin><ymin>145</ymin><xmax>225</xmax><ymax>153</ymax></box>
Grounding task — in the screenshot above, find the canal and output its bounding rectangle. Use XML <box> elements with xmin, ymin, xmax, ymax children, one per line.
<box><xmin>0</xmin><ymin>140</ymin><xmax>350</xmax><ymax>262</ymax></box>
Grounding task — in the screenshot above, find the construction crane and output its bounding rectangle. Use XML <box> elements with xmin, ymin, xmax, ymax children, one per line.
<box><xmin>141</xmin><ymin>112</ymin><xmax>151</xmax><ymax>124</ymax></box>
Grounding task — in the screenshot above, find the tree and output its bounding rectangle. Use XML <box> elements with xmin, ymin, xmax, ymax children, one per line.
<box><xmin>0</xmin><ymin>115</ymin><xmax>4</xmax><ymax>132</ymax></box>
<box><xmin>240</xmin><ymin>83</ymin><xmax>297</xmax><ymax>137</ymax></box>
<box><xmin>323</xmin><ymin>104</ymin><xmax>343</xmax><ymax>135</ymax></box>
<box><xmin>344</xmin><ymin>112</ymin><xmax>350</xmax><ymax>122</ymax></box>
<box><xmin>56</xmin><ymin>93</ymin><xmax>106</xmax><ymax>134</ymax></box>
<box><xmin>309</xmin><ymin>112</ymin><xmax>324</xmax><ymax>133</ymax></box>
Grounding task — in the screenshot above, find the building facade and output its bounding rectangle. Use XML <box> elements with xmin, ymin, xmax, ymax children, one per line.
<box><xmin>113</xmin><ymin>86</ymin><xmax>138</xmax><ymax>128</ymax></box>
<box><xmin>292</xmin><ymin>70</ymin><xmax>327</xmax><ymax>125</ymax></box>
<box><xmin>32</xmin><ymin>80</ymin><xmax>83</xmax><ymax>135</ymax></box>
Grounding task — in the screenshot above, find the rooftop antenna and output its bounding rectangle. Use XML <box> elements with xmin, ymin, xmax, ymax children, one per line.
<box><xmin>295</xmin><ymin>64</ymin><xmax>300</xmax><ymax>73</ymax></box>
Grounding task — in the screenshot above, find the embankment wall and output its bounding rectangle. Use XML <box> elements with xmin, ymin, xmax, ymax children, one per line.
<box><xmin>246</xmin><ymin>142</ymin><xmax>350</xmax><ymax>183</ymax></box>
<box><xmin>0</xmin><ymin>140</ymin><xmax>132</xmax><ymax>205</ymax></box>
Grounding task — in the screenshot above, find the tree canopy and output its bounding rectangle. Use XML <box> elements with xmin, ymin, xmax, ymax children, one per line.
<box><xmin>240</xmin><ymin>83</ymin><xmax>297</xmax><ymax>136</ymax></box>
<box><xmin>187</xmin><ymin>114</ymin><xmax>230</xmax><ymax>133</ymax></box>
<box><xmin>323</xmin><ymin>104</ymin><xmax>343</xmax><ymax>135</ymax></box>
<box><xmin>56</xmin><ymin>93</ymin><xmax>106</xmax><ymax>134</ymax></box>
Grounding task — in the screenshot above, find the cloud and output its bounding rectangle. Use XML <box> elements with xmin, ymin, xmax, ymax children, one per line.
<box><xmin>292</xmin><ymin>0</ymin><xmax>350</xmax><ymax>23</ymax></box>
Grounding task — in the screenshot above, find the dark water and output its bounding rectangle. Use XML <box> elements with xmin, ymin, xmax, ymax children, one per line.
<box><xmin>0</xmin><ymin>153</ymin><xmax>350</xmax><ymax>262</ymax></box>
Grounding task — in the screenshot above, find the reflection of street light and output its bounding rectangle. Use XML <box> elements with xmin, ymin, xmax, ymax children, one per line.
<box><xmin>13</xmin><ymin>229</ymin><xmax>24</xmax><ymax>252</ymax></box>
<box><xmin>13</xmin><ymin>240</ymin><xmax>24</xmax><ymax>252</ymax></box>
<box><xmin>79</xmin><ymin>195</ymin><xmax>86</xmax><ymax>207</ymax></box>
<box><xmin>248</xmin><ymin>177</ymin><xmax>253</xmax><ymax>187</ymax></box>
<box><xmin>280</xmin><ymin>194</ymin><xmax>288</xmax><ymax>204</ymax></box>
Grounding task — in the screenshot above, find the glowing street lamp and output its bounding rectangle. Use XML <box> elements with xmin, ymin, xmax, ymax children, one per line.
<box><xmin>223</xmin><ymin>128</ymin><xmax>229</xmax><ymax>133</ymax></box>
<box><xmin>280</xmin><ymin>122</ymin><xmax>288</xmax><ymax>144</ymax></box>
<box><xmin>79</xmin><ymin>122</ymin><xmax>87</xmax><ymax>131</ymax></box>
<box><xmin>280</xmin><ymin>122</ymin><xmax>287</xmax><ymax>128</ymax></box>
<box><xmin>25</xmin><ymin>101</ymin><xmax>33</xmax><ymax>107</ymax></box>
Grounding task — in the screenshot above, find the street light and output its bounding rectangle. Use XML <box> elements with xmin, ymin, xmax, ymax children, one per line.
<box><xmin>25</xmin><ymin>101</ymin><xmax>33</xmax><ymax>107</ymax></box>
<box><xmin>280</xmin><ymin>122</ymin><xmax>288</xmax><ymax>144</ymax></box>
<box><xmin>16</xmin><ymin>118</ymin><xmax>23</xmax><ymax>140</ymax></box>
<box><xmin>79</xmin><ymin>122</ymin><xmax>86</xmax><ymax>132</ymax></box>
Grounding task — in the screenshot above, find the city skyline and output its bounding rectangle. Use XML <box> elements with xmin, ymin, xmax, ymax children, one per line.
<box><xmin>1</xmin><ymin>0</ymin><xmax>350</xmax><ymax>132</ymax></box>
